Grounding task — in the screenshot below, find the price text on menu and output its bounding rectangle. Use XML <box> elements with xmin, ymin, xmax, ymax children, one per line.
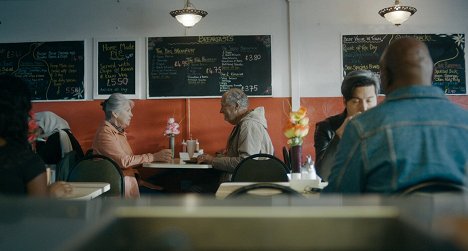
<box><xmin>97</xmin><ymin>41</ymin><xmax>136</xmax><ymax>95</ymax></box>
<box><xmin>147</xmin><ymin>35</ymin><xmax>272</xmax><ymax>97</ymax></box>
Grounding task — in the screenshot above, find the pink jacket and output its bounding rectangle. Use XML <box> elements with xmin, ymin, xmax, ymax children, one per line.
<box><xmin>92</xmin><ymin>121</ymin><xmax>155</xmax><ymax>198</ymax></box>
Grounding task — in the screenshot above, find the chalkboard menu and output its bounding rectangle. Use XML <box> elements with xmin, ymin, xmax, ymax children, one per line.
<box><xmin>0</xmin><ymin>41</ymin><xmax>85</xmax><ymax>100</ymax></box>
<box><xmin>96</xmin><ymin>40</ymin><xmax>136</xmax><ymax>97</ymax></box>
<box><xmin>342</xmin><ymin>34</ymin><xmax>466</xmax><ymax>94</ymax></box>
<box><xmin>147</xmin><ymin>35</ymin><xmax>272</xmax><ymax>97</ymax></box>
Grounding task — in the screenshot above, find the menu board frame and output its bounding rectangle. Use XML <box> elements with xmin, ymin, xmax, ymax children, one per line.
<box><xmin>146</xmin><ymin>35</ymin><xmax>272</xmax><ymax>99</ymax></box>
<box><xmin>341</xmin><ymin>33</ymin><xmax>466</xmax><ymax>95</ymax></box>
<box><xmin>93</xmin><ymin>38</ymin><xmax>142</xmax><ymax>99</ymax></box>
<box><xmin>0</xmin><ymin>40</ymin><xmax>86</xmax><ymax>101</ymax></box>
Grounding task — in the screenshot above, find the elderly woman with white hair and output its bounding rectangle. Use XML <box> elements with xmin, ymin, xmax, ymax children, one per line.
<box><xmin>92</xmin><ymin>93</ymin><xmax>172</xmax><ymax>198</ymax></box>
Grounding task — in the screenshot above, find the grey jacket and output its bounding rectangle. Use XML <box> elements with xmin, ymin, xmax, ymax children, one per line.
<box><xmin>212</xmin><ymin>107</ymin><xmax>274</xmax><ymax>182</ymax></box>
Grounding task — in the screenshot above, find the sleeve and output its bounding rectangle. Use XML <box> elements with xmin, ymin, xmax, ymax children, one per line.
<box><xmin>314</xmin><ymin>121</ymin><xmax>334</xmax><ymax>164</ymax></box>
<box><xmin>21</xmin><ymin>151</ymin><xmax>47</xmax><ymax>184</ymax></box>
<box><xmin>315</xmin><ymin>136</ymin><xmax>340</xmax><ymax>181</ymax></box>
<box><xmin>322</xmin><ymin>122</ymin><xmax>365</xmax><ymax>194</ymax></box>
<box><xmin>93</xmin><ymin>127</ymin><xmax>154</xmax><ymax>169</ymax></box>
<box><xmin>212</xmin><ymin>121</ymin><xmax>265</xmax><ymax>173</ymax></box>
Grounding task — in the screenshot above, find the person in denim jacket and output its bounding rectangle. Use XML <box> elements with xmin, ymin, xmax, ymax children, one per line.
<box><xmin>324</xmin><ymin>37</ymin><xmax>468</xmax><ymax>194</ymax></box>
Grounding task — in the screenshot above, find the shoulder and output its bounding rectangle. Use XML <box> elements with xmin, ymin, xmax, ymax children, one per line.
<box><xmin>1</xmin><ymin>143</ymin><xmax>45</xmax><ymax>172</ymax></box>
<box><xmin>96</xmin><ymin>121</ymin><xmax>117</xmax><ymax>135</ymax></box>
<box><xmin>316</xmin><ymin>112</ymin><xmax>346</xmax><ymax>131</ymax></box>
<box><xmin>241</xmin><ymin>107</ymin><xmax>268</xmax><ymax>126</ymax></box>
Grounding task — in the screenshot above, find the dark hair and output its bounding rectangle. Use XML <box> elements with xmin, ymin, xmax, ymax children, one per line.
<box><xmin>0</xmin><ymin>75</ymin><xmax>33</xmax><ymax>146</ymax></box>
<box><xmin>341</xmin><ymin>70</ymin><xmax>380</xmax><ymax>101</ymax></box>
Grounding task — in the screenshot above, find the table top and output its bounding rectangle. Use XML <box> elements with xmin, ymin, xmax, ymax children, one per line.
<box><xmin>60</xmin><ymin>182</ymin><xmax>110</xmax><ymax>200</ymax></box>
<box><xmin>215</xmin><ymin>181</ymin><xmax>327</xmax><ymax>199</ymax></box>
<box><xmin>3</xmin><ymin>194</ymin><xmax>468</xmax><ymax>251</ymax></box>
<box><xmin>142</xmin><ymin>158</ymin><xmax>212</xmax><ymax>169</ymax></box>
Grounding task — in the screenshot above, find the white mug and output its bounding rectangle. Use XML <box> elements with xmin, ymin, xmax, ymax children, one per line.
<box><xmin>186</xmin><ymin>139</ymin><xmax>197</xmax><ymax>158</ymax></box>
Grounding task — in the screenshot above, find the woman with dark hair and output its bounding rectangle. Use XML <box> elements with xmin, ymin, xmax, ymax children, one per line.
<box><xmin>0</xmin><ymin>75</ymin><xmax>72</xmax><ymax>197</ymax></box>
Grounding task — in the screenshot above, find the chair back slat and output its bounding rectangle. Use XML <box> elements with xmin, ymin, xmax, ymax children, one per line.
<box><xmin>399</xmin><ymin>180</ymin><xmax>468</xmax><ymax>195</ymax></box>
<box><xmin>232</xmin><ymin>153</ymin><xmax>289</xmax><ymax>182</ymax></box>
<box><xmin>226</xmin><ymin>183</ymin><xmax>302</xmax><ymax>198</ymax></box>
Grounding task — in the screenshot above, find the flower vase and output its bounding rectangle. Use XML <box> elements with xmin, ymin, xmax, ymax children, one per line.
<box><xmin>168</xmin><ymin>135</ymin><xmax>175</xmax><ymax>159</ymax></box>
<box><xmin>290</xmin><ymin>145</ymin><xmax>302</xmax><ymax>174</ymax></box>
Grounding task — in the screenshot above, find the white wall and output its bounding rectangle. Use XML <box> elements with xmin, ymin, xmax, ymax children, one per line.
<box><xmin>0</xmin><ymin>0</ymin><xmax>467</xmax><ymax>101</ymax></box>
<box><xmin>290</xmin><ymin>0</ymin><xmax>468</xmax><ymax>98</ymax></box>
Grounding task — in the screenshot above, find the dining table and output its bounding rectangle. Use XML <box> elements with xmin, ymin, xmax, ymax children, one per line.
<box><xmin>60</xmin><ymin>182</ymin><xmax>110</xmax><ymax>200</ymax></box>
<box><xmin>141</xmin><ymin>158</ymin><xmax>217</xmax><ymax>193</ymax></box>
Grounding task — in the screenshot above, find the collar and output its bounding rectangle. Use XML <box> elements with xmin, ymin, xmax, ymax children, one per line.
<box><xmin>385</xmin><ymin>86</ymin><xmax>447</xmax><ymax>103</ymax></box>
<box><xmin>104</xmin><ymin>120</ymin><xmax>125</xmax><ymax>134</ymax></box>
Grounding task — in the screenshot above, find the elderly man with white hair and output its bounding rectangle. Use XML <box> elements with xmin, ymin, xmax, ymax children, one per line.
<box><xmin>197</xmin><ymin>88</ymin><xmax>274</xmax><ymax>184</ymax></box>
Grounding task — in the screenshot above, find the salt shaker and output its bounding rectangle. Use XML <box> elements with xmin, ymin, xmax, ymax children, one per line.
<box><xmin>305</xmin><ymin>155</ymin><xmax>317</xmax><ymax>180</ymax></box>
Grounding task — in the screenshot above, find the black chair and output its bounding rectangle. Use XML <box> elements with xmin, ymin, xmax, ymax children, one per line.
<box><xmin>55</xmin><ymin>150</ymin><xmax>81</xmax><ymax>181</ymax></box>
<box><xmin>282</xmin><ymin>146</ymin><xmax>291</xmax><ymax>172</ymax></box>
<box><xmin>226</xmin><ymin>183</ymin><xmax>302</xmax><ymax>198</ymax></box>
<box><xmin>67</xmin><ymin>154</ymin><xmax>125</xmax><ymax>197</ymax></box>
<box><xmin>231</xmin><ymin>153</ymin><xmax>289</xmax><ymax>182</ymax></box>
<box><xmin>399</xmin><ymin>180</ymin><xmax>468</xmax><ymax>195</ymax></box>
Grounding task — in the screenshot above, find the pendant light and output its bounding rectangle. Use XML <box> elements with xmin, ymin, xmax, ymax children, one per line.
<box><xmin>170</xmin><ymin>0</ymin><xmax>208</xmax><ymax>28</ymax></box>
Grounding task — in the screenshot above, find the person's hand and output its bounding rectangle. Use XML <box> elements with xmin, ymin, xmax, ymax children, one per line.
<box><xmin>48</xmin><ymin>181</ymin><xmax>73</xmax><ymax>198</ymax></box>
<box><xmin>215</xmin><ymin>149</ymin><xmax>226</xmax><ymax>157</ymax></box>
<box><xmin>153</xmin><ymin>149</ymin><xmax>172</xmax><ymax>162</ymax></box>
<box><xmin>197</xmin><ymin>153</ymin><xmax>214</xmax><ymax>164</ymax></box>
<box><xmin>335</xmin><ymin>112</ymin><xmax>361</xmax><ymax>138</ymax></box>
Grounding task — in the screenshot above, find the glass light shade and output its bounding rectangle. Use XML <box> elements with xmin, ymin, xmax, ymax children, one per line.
<box><xmin>383</xmin><ymin>10</ymin><xmax>412</xmax><ymax>25</ymax></box>
<box><xmin>378</xmin><ymin>1</ymin><xmax>417</xmax><ymax>26</ymax></box>
<box><xmin>175</xmin><ymin>13</ymin><xmax>203</xmax><ymax>27</ymax></box>
<box><xmin>170</xmin><ymin>0</ymin><xmax>207</xmax><ymax>28</ymax></box>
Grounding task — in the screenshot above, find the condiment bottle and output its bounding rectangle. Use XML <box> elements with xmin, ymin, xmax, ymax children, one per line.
<box><xmin>182</xmin><ymin>140</ymin><xmax>187</xmax><ymax>152</ymax></box>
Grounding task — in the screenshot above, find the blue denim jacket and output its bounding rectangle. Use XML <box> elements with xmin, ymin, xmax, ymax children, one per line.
<box><xmin>323</xmin><ymin>86</ymin><xmax>468</xmax><ymax>194</ymax></box>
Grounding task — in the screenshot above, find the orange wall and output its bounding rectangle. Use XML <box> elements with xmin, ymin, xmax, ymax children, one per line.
<box><xmin>32</xmin><ymin>96</ymin><xmax>468</xmax><ymax>163</ymax></box>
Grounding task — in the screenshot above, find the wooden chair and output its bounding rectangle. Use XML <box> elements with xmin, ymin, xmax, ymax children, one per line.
<box><xmin>231</xmin><ymin>153</ymin><xmax>289</xmax><ymax>182</ymax></box>
<box><xmin>67</xmin><ymin>154</ymin><xmax>125</xmax><ymax>197</ymax></box>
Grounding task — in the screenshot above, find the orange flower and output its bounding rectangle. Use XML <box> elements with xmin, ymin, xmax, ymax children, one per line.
<box><xmin>294</xmin><ymin>124</ymin><xmax>309</xmax><ymax>138</ymax></box>
<box><xmin>283</xmin><ymin>122</ymin><xmax>296</xmax><ymax>138</ymax></box>
<box><xmin>284</xmin><ymin>106</ymin><xmax>310</xmax><ymax>146</ymax></box>
<box><xmin>289</xmin><ymin>106</ymin><xmax>307</xmax><ymax>122</ymax></box>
